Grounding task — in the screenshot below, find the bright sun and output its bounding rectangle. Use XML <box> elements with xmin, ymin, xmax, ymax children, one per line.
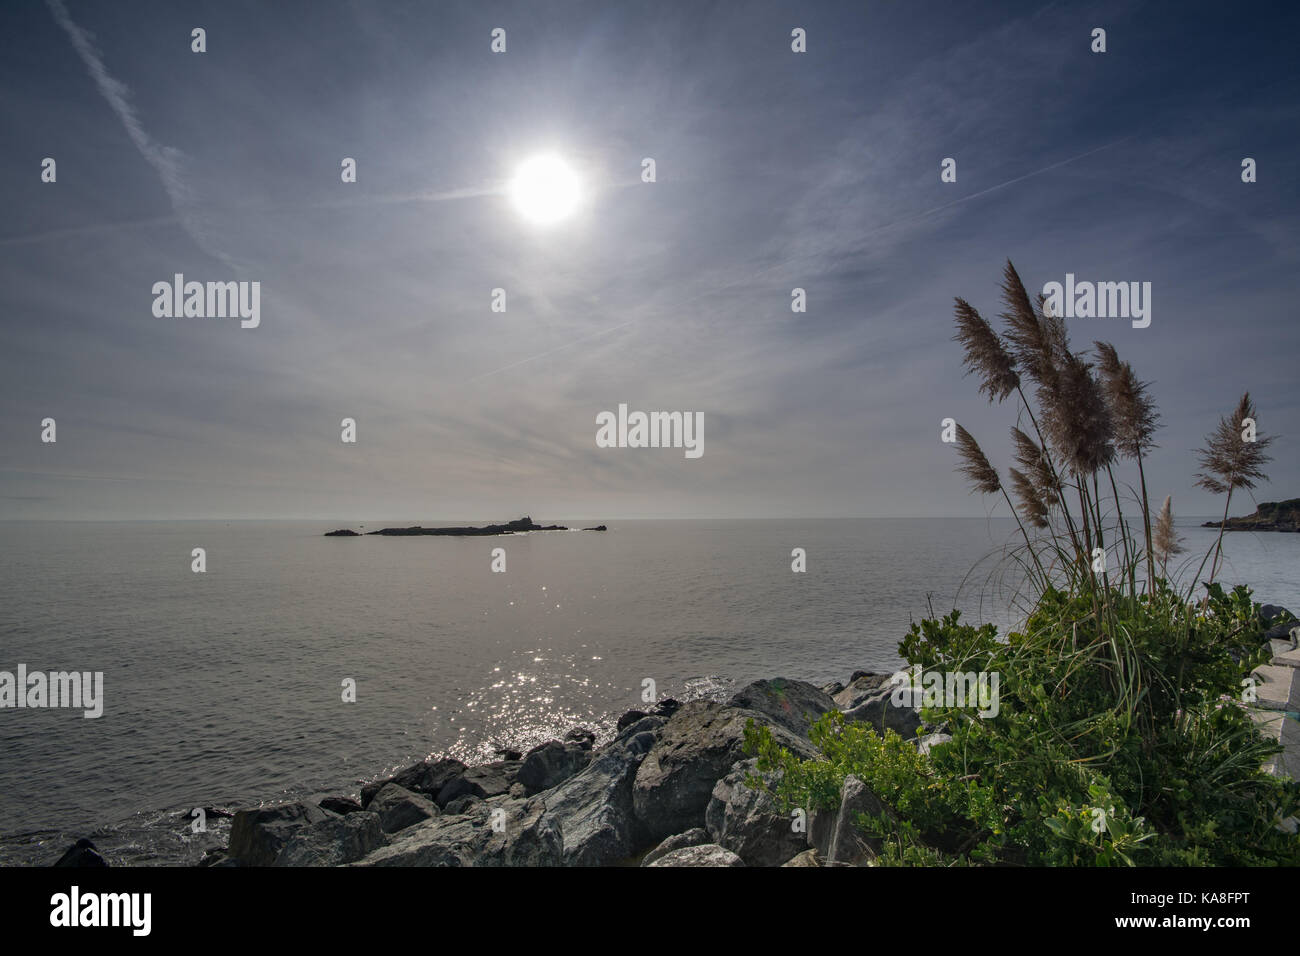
<box><xmin>509</xmin><ymin>154</ymin><xmax>581</xmax><ymax>225</ymax></box>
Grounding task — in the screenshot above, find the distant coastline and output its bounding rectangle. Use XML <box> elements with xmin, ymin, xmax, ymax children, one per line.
<box><xmin>1203</xmin><ymin>499</ymin><xmax>1300</xmax><ymax>533</ymax></box>
<box><xmin>325</xmin><ymin>516</ymin><xmax>606</xmax><ymax>537</ymax></box>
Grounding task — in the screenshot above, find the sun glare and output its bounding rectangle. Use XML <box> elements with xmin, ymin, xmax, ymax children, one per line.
<box><xmin>509</xmin><ymin>154</ymin><xmax>581</xmax><ymax>225</ymax></box>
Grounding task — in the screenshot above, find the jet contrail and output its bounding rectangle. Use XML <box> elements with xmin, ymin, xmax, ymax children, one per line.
<box><xmin>46</xmin><ymin>0</ymin><xmax>235</xmax><ymax>268</ymax></box>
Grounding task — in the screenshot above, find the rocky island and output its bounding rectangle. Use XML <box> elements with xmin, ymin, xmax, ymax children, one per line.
<box><xmin>1204</xmin><ymin>499</ymin><xmax>1300</xmax><ymax>532</ymax></box>
<box><xmin>325</xmin><ymin>516</ymin><xmax>605</xmax><ymax>537</ymax></box>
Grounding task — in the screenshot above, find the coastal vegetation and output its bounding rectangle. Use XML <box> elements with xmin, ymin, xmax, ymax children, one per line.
<box><xmin>747</xmin><ymin>261</ymin><xmax>1300</xmax><ymax>865</ymax></box>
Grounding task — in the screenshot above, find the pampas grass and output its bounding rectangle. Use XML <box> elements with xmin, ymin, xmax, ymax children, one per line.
<box><xmin>950</xmin><ymin>263</ymin><xmax>1272</xmax><ymax>609</ymax></box>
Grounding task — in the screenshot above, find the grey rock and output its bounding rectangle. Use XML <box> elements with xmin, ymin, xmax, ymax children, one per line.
<box><xmin>53</xmin><ymin>838</ymin><xmax>107</xmax><ymax>868</ymax></box>
<box><xmin>841</xmin><ymin>683</ymin><xmax>922</xmax><ymax>739</ymax></box>
<box><xmin>834</xmin><ymin>673</ymin><xmax>897</xmax><ymax>711</ymax></box>
<box><xmin>645</xmin><ymin>843</ymin><xmax>745</xmax><ymax>867</ymax></box>
<box><xmin>617</xmin><ymin>709</ymin><xmax>650</xmax><ymax>730</ymax></box>
<box><xmin>564</xmin><ymin>727</ymin><xmax>597</xmax><ymax>750</ymax></box>
<box><xmin>820</xmin><ymin>680</ymin><xmax>845</xmax><ymax>697</ymax></box>
<box><xmin>705</xmin><ymin>758</ymin><xmax>805</xmax><ymax>866</ymax></box>
<box><xmin>536</xmin><ymin>715</ymin><xmax>664</xmax><ymax>865</ymax></box>
<box><xmin>727</xmin><ymin>678</ymin><xmax>835</xmax><ymax>739</ymax></box>
<box><xmin>807</xmin><ymin>806</ymin><xmax>836</xmax><ymax>857</ymax></box>
<box><xmin>1260</xmin><ymin>604</ymin><xmax>1294</xmax><ymax>626</ymax></box>
<box><xmin>825</xmin><ymin>774</ymin><xmax>887</xmax><ymax>866</ymax></box>
<box><xmin>782</xmin><ymin>848</ymin><xmax>820</xmax><ymax>867</ymax></box>
<box><xmin>640</xmin><ymin>828</ymin><xmax>711</xmax><ymax>866</ymax></box>
<box><xmin>1264</xmin><ymin>621</ymin><xmax>1299</xmax><ymax>647</ymax></box>
<box><xmin>274</xmin><ymin>811</ymin><xmax>386</xmax><ymax>866</ymax></box>
<box><xmin>518</xmin><ymin>739</ymin><xmax>593</xmax><ymax>793</ymax></box>
<box><xmin>354</xmin><ymin>796</ymin><xmax>562</xmax><ymax>867</ymax></box>
<box><xmin>632</xmin><ymin>700</ymin><xmax>817</xmax><ymax>843</ymax></box>
<box><xmin>436</xmin><ymin>761</ymin><xmax>520</xmax><ymax>807</ymax></box>
<box><xmin>917</xmin><ymin>732</ymin><xmax>953</xmax><ymax>755</ymax></box>
<box><xmin>369</xmin><ymin>783</ymin><xmax>440</xmax><ymax>833</ymax></box>
<box><xmin>361</xmin><ymin>756</ymin><xmax>467</xmax><ymax>807</ymax></box>
<box><xmin>318</xmin><ymin>796</ymin><xmax>363</xmax><ymax>815</ymax></box>
<box><xmin>228</xmin><ymin>802</ymin><xmax>332</xmax><ymax>866</ymax></box>
<box><xmin>442</xmin><ymin>795</ymin><xmax>483</xmax><ymax>815</ymax></box>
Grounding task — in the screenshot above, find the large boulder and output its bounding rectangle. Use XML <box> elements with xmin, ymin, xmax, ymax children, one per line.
<box><xmin>645</xmin><ymin>844</ymin><xmax>745</xmax><ymax>867</ymax></box>
<box><xmin>833</xmin><ymin>673</ymin><xmax>896</xmax><ymax>711</ymax></box>
<box><xmin>705</xmin><ymin>759</ymin><xmax>805</xmax><ymax>866</ymax></box>
<box><xmin>517</xmin><ymin>740</ymin><xmax>593</xmax><ymax>793</ymax></box>
<box><xmin>783</xmin><ymin>848</ymin><xmax>820</xmax><ymax>867</ymax></box>
<box><xmin>825</xmin><ymin>775</ymin><xmax>887</xmax><ymax>866</ymax></box>
<box><xmin>274</xmin><ymin>811</ymin><xmax>386</xmax><ymax>866</ymax></box>
<box><xmin>564</xmin><ymin>727</ymin><xmax>597</xmax><ymax>750</ymax></box>
<box><xmin>318</xmin><ymin>796</ymin><xmax>363</xmax><ymax>815</ymax></box>
<box><xmin>353</xmin><ymin>796</ymin><xmax>562</xmax><ymax>867</ymax></box>
<box><xmin>640</xmin><ymin>828</ymin><xmax>712</xmax><ymax>866</ymax></box>
<box><xmin>361</xmin><ymin>757</ymin><xmax>467</xmax><ymax>807</ymax></box>
<box><xmin>632</xmin><ymin>700</ymin><xmax>817</xmax><ymax>844</ymax></box>
<box><xmin>727</xmin><ymin>679</ymin><xmax>835</xmax><ymax>739</ymax></box>
<box><xmin>368</xmin><ymin>784</ymin><xmax>440</xmax><ymax>833</ymax></box>
<box><xmin>1260</xmin><ymin>604</ymin><xmax>1294</xmax><ymax>626</ymax></box>
<box><xmin>840</xmin><ymin>682</ymin><xmax>921</xmax><ymax>739</ymax></box>
<box><xmin>228</xmin><ymin>803</ymin><xmax>333</xmax><ymax>866</ymax></box>
<box><xmin>436</xmin><ymin>761</ymin><xmax>520</xmax><ymax>807</ymax></box>
<box><xmin>538</xmin><ymin>715</ymin><xmax>664</xmax><ymax>865</ymax></box>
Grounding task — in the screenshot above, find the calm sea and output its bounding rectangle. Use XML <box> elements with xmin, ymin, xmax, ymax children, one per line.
<box><xmin>1</xmin><ymin>517</ymin><xmax>1295</xmax><ymax>865</ymax></box>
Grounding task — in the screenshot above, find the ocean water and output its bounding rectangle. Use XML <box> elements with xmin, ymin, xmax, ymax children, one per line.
<box><xmin>0</xmin><ymin>517</ymin><xmax>1295</xmax><ymax>866</ymax></box>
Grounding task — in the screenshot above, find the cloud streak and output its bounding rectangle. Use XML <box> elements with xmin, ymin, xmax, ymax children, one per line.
<box><xmin>45</xmin><ymin>0</ymin><xmax>235</xmax><ymax>268</ymax></box>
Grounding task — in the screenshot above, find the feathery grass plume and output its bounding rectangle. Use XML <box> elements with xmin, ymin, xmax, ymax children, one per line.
<box><xmin>954</xmin><ymin>424</ymin><xmax>1001</xmax><ymax>495</ymax></box>
<box><xmin>1195</xmin><ymin>393</ymin><xmax>1273</xmax><ymax>593</ymax></box>
<box><xmin>1153</xmin><ymin>495</ymin><xmax>1183</xmax><ymax>565</ymax></box>
<box><xmin>1011</xmin><ymin>426</ymin><xmax>1059</xmax><ymax>501</ymax></box>
<box><xmin>1009</xmin><ymin>467</ymin><xmax>1050</xmax><ymax>529</ymax></box>
<box><xmin>1000</xmin><ymin>261</ymin><xmax>1061</xmax><ymax>385</ymax></box>
<box><xmin>1042</xmin><ymin>351</ymin><xmax>1115</xmax><ymax>477</ymax></box>
<box><xmin>1194</xmin><ymin>392</ymin><xmax>1273</xmax><ymax>495</ymax></box>
<box><xmin>1094</xmin><ymin>342</ymin><xmax>1160</xmax><ymax>458</ymax></box>
<box><xmin>953</xmin><ymin>297</ymin><xmax>1019</xmax><ymax>402</ymax></box>
<box><xmin>1035</xmin><ymin>291</ymin><xmax>1069</xmax><ymax>347</ymax></box>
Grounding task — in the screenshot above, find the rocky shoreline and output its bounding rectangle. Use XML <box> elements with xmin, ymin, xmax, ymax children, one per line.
<box><xmin>46</xmin><ymin>604</ymin><xmax>1295</xmax><ymax>868</ymax></box>
<box><xmin>178</xmin><ymin>671</ymin><xmax>925</xmax><ymax>868</ymax></box>
<box><xmin>1204</xmin><ymin>499</ymin><xmax>1300</xmax><ymax>532</ymax></box>
<box><xmin>47</xmin><ymin>672</ymin><xmax>923</xmax><ymax>868</ymax></box>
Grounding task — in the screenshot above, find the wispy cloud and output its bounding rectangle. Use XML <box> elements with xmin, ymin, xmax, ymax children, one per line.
<box><xmin>45</xmin><ymin>0</ymin><xmax>235</xmax><ymax>268</ymax></box>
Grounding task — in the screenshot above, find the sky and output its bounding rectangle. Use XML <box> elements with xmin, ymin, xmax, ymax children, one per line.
<box><xmin>1</xmin><ymin>0</ymin><xmax>1297</xmax><ymax>520</ymax></box>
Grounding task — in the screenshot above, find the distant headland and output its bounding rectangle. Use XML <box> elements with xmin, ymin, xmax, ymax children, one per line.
<box><xmin>1204</xmin><ymin>499</ymin><xmax>1300</xmax><ymax>532</ymax></box>
<box><xmin>325</xmin><ymin>516</ymin><xmax>606</xmax><ymax>537</ymax></box>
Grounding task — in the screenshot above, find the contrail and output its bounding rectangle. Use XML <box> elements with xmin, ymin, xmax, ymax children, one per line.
<box><xmin>46</xmin><ymin>0</ymin><xmax>235</xmax><ymax>267</ymax></box>
<box><xmin>728</xmin><ymin>137</ymin><xmax>1135</xmax><ymax>291</ymax></box>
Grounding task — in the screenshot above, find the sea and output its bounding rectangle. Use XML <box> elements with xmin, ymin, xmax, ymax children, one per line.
<box><xmin>1</xmin><ymin>517</ymin><xmax>1295</xmax><ymax>865</ymax></box>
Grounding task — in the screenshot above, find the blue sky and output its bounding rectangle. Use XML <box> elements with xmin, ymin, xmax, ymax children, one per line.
<box><xmin>1</xmin><ymin>0</ymin><xmax>1297</xmax><ymax>519</ymax></box>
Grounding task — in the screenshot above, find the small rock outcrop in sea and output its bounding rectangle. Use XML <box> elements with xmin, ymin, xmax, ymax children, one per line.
<box><xmin>1205</xmin><ymin>498</ymin><xmax>1300</xmax><ymax>532</ymax></box>
<box><xmin>324</xmin><ymin>516</ymin><xmax>608</xmax><ymax>537</ymax></box>
<box><xmin>209</xmin><ymin>669</ymin><xmax>929</xmax><ymax>867</ymax></box>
